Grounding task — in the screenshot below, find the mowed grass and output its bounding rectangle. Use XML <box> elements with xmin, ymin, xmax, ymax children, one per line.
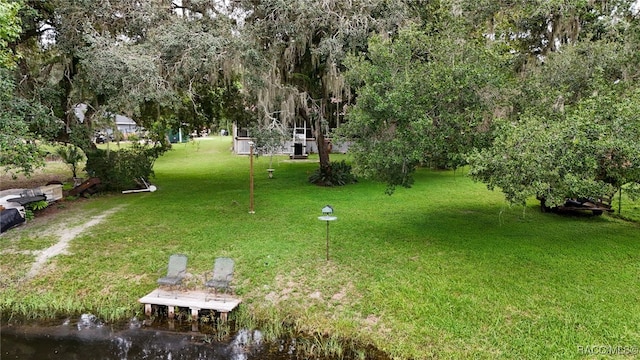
<box><xmin>1</xmin><ymin>137</ymin><xmax>640</xmax><ymax>359</ymax></box>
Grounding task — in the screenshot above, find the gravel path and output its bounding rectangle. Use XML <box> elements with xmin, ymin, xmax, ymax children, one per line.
<box><xmin>23</xmin><ymin>206</ymin><xmax>123</xmax><ymax>280</ymax></box>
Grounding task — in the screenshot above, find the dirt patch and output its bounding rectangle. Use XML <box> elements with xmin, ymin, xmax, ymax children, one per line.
<box><xmin>1</xmin><ymin>197</ymin><xmax>124</xmax><ymax>283</ymax></box>
<box><xmin>22</xmin><ymin>206</ymin><xmax>124</xmax><ymax>280</ymax></box>
<box><xmin>29</xmin><ymin>197</ymin><xmax>91</xmax><ymax>220</ymax></box>
<box><xmin>0</xmin><ymin>161</ymin><xmax>73</xmax><ymax>191</ymax></box>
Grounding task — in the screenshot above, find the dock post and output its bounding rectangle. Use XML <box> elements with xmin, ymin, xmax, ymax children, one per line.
<box><xmin>168</xmin><ymin>306</ymin><xmax>175</xmax><ymax>319</ymax></box>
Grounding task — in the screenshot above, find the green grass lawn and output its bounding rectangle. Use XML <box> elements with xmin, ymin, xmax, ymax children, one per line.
<box><xmin>1</xmin><ymin>137</ymin><xmax>639</xmax><ymax>359</ymax></box>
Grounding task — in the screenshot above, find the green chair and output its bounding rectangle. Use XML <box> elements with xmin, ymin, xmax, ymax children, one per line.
<box><xmin>205</xmin><ymin>257</ymin><xmax>234</xmax><ymax>300</ymax></box>
<box><xmin>157</xmin><ymin>254</ymin><xmax>188</xmax><ymax>292</ymax></box>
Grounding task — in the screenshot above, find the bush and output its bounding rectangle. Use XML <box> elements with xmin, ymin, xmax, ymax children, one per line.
<box><xmin>56</xmin><ymin>144</ymin><xmax>85</xmax><ymax>178</ymax></box>
<box><xmin>25</xmin><ymin>200</ymin><xmax>48</xmax><ymax>220</ymax></box>
<box><xmin>308</xmin><ymin>160</ymin><xmax>357</xmax><ymax>186</ymax></box>
<box><xmin>85</xmin><ymin>143</ymin><xmax>164</xmax><ymax>191</ymax></box>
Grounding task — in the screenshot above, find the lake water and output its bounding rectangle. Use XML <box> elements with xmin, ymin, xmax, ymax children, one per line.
<box><xmin>1</xmin><ymin>314</ymin><xmax>384</xmax><ymax>360</ymax></box>
<box><xmin>2</xmin><ymin>315</ymin><xmax>269</xmax><ymax>360</ymax></box>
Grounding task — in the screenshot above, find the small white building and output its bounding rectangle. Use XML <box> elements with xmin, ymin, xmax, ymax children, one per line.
<box><xmin>232</xmin><ymin>122</ymin><xmax>348</xmax><ymax>157</ymax></box>
<box><xmin>114</xmin><ymin>115</ymin><xmax>139</xmax><ymax>137</ymax></box>
<box><xmin>74</xmin><ymin>104</ymin><xmax>141</xmax><ymax>139</ymax></box>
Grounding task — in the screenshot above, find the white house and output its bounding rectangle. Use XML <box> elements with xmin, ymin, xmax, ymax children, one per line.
<box><xmin>232</xmin><ymin>121</ymin><xmax>349</xmax><ymax>157</ymax></box>
<box><xmin>113</xmin><ymin>115</ymin><xmax>139</xmax><ymax>137</ymax></box>
<box><xmin>74</xmin><ymin>104</ymin><xmax>141</xmax><ymax>139</ymax></box>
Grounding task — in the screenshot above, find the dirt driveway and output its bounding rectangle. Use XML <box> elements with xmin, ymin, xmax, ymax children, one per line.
<box><xmin>1</xmin><ymin>198</ymin><xmax>124</xmax><ymax>283</ymax></box>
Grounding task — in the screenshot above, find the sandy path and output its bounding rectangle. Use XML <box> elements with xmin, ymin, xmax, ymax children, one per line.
<box><xmin>23</xmin><ymin>207</ymin><xmax>123</xmax><ymax>280</ymax></box>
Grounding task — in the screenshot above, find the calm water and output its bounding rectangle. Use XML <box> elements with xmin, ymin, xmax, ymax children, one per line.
<box><xmin>1</xmin><ymin>315</ymin><xmax>384</xmax><ymax>360</ymax></box>
<box><xmin>2</xmin><ymin>315</ymin><xmax>271</xmax><ymax>360</ymax></box>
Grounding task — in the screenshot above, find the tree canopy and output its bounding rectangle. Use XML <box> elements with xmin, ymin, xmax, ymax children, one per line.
<box><xmin>337</xmin><ymin>24</ymin><xmax>506</xmax><ymax>192</ymax></box>
<box><xmin>2</xmin><ymin>0</ymin><xmax>640</xmax><ymax>207</ymax></box>
<box><xmin>1</xmin><ymin>0</ymin><xmax>61</xmax><ymax>175</ymax></box>
<box><xmin>338</xmin><ymin>0</ymin><xmax>640</xmax><ymax>202</ymax></box>
<box><xmin>467</xmin><ymin>7</ymin><xmax>640</xmax><ymax>206</ymax></box>
<box><xmin>0</xmin><ymin>1</ymin><xmax>21</xmax><ymax>67</ymax></box>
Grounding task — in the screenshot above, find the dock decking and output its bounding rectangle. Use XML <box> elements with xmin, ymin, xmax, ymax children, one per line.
<box><xmin>139</xmin><ymin>288</ymin><xmax>241</xmax><ymax>322</ymax></box>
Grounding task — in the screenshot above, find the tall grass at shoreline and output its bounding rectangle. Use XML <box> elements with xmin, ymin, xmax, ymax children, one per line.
<box><xmin>1</xmin><ymin>137</ymin><xmax>639</xmax><ymax>359</ymax></box>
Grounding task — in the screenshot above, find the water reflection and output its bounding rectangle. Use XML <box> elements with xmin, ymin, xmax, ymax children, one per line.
<box><xmin>2</xmin><ymin>314</ymin><xmax>387</xmax><ymax>360</ymax></box>
<box><xmin>2</xmin><ymin>315</ymin><xmax>267</xmax><ymax>360</ymax></box>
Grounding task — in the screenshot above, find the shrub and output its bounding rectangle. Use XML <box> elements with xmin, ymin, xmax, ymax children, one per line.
<box><xmin>55</xmin><ymin>144</ymin><xmax>85</xmax><ymax>178</ymax></box>
<box><xmin>25</xmin><ymin>200</ymin><xmax>49</xmax><ymax>220</ymax></box>
<box><xmin>85</xmin><ymin>143</ymin><xmax>165</xmax><ymax>191</ymax></box>
<box><xmin>308</xmin><ymin>160</ymin><xmax>357</xmax><ymax>186</ymax></box>
<box><xmin>249</xmin><ymin>124</ymin><xmax>287</xmax><ymax>169</ymax></box>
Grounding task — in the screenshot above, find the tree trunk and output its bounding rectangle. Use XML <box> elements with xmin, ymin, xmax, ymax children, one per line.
<box><xmin>299</xmin><ymin>107</ymin><xmax>331</xmax><ymax>173</ymax></box>
<box><xmin>315</xmin><ymin>117</ymin><xmax>331</xmax><ymax>173</ymax></box>
<box><xmin>59</xmin><ymin>60</ymin><xmax>75</xmax><ymax>144</ymax></box>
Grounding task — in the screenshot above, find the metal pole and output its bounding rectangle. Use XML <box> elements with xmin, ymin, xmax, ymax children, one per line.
<box><xmin>249</xmin><ymin>144</ymin><xmax>255</xmax><ymax>214</ymax></box>
<box><xmin>618</xmin><ymin>187</ymin><xmax>622</xmax><ymax>215</ymax></box>
<box><xmin>326</xmin><ymin>220</ymin><xmax>330</xmax><ymax>261</ymax></box>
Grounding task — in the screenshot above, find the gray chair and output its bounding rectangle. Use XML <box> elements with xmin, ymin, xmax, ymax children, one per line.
<box><xmin>205</xmin><ymin>257</ymin><xmax>234</xmax><ymax>300</ymax></box>
<box><xmin>157</xmin><ymin>254</ymin><xmax>188</xmax><ymax>291</ymax></box>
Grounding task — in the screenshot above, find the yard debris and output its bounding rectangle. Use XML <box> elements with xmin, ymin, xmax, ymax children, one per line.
<box><xmin>0</xmin><ymin>207</ymin><xmax>26</xmax><ymax>233</ymax></box>
<box><xmin>67</xmin><ymin>177</ymin><xmax>101</xmax><ymax>197</ymax></box>
<box><xmin>122</xmin><ymin>178</ymin><xmax>157</xmax><ymax>194</ymax></box>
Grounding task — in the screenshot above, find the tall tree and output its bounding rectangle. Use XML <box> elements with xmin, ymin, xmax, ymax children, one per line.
<box><xmin>9</xmin><ymin>0</ymin><xmax>243</xmax><ymax>151</ymax></box>
<box><xmin>1</xmin><ymin>1</ymin><xmax>60</xmax><ymax>176</ymax></box>
<box><xmin>337</xmin><ymin>23</ymin><xmax>507</xmax><ymax>191</ymax></box>
<box><xmin>237</xmin><ymin>0</ymin><xmax>415</xmax><ymax>182</ymax></box>
<box><xmin>468</xmin><ymin>85</ymin><xmax>640</xmax><ymax>207</ymax></box>
<box><xmin>468</xmin><ymin>10</ymin><xmax>640</xmax><ymax>207</ymax></box>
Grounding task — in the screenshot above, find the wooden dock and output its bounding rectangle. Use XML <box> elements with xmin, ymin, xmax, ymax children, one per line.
<box><xmin>139</xmin><ymin>288</ymin><xmax>241</xmax><ymax>322</ymax></box>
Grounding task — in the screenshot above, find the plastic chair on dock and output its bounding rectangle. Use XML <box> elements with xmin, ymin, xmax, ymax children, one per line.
<box><xmin>205</xmin><ymin>257</ymin><xmax>234</xmax><ymax>301</ymax></box>
<box><xmin>157</xmin><ymin>254</ymin><xmax>188</xmax><ymax>295</ymax></box>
